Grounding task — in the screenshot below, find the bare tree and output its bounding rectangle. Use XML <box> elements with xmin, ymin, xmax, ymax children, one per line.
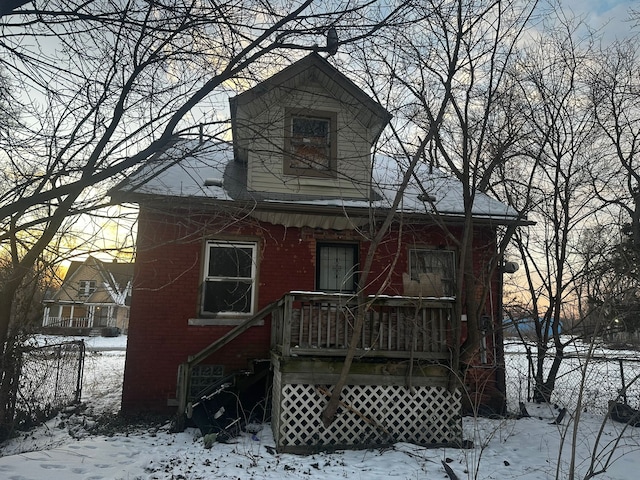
<box><xmin>576</xmin><ymin>39</ymin><xmax>640</xmax><ymax>346</ymax></box>
<box><xmin>0</xmin><ymin>0</ymin><xmax>408</xmax><ymax>439</ymax></box>
<box><xmin>495</xmin><ymin>13</ymin><xmax>604</xmax><ymax>403</ymax></box>
<box><xmin>590</xmin><ymin>39</ymin><xmax>640</xmax><ymax>257</ymax></box>
<box><xmin>321</xmin><ymin>0</ymin><xmax>539</xmax><ymax>423</ymax></box>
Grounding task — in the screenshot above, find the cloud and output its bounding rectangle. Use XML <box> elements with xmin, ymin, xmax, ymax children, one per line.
<box><xmin>560</xmin><ymin>0</ymin><xmax>636</xmax><ymax>42</ymax></box>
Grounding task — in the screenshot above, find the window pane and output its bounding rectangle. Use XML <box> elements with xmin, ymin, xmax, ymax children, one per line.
<box><xmin>203</xmin><ymin>242</ymin><xmax>256</xmax><ymax>315</ymax></box>
<box><xmin>410</xmin><ymin>250</ymin><xmax>455</xmax><ymax>296</ymax></box>
<box><xmin>318</xmin><ymin>245</ymin><xmax>357</xmax><ymax>292</ymax></box>
<box><xmin>289</xmin><ymin>116</ymin><xmax>331</xmax><ymax>171</ymax></box>
<box><xmin>208</xmin><ymin>246</ymin><xmax>253</xmax><ymax>278</ymax></box>
<box><xmin>292</xmin><ymin>117</ymin><xmax>329</xmax><ymax>139</ymax></box>
<box><xmin>410</xmin><ymin>250</ymin><xmax>454</xmax><ymax>278</ymax></box>
<box><xmin>78</xmin><ymin>280</ymin><xmax>97</xmax><ymax>297</ymax></box>
<box><xmin>203</xmin><ymin>281</ymin><xmax>252</xmax><ymax>313</ymax></box>
<box><xmin>289</xmin><ymin>145</ymin><xmax>330</xmax><ymax>170</ymax></box>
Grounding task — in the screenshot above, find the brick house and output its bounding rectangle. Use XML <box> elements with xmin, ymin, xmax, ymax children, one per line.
<box><xmin>111</xmin><ymin>53</ymin><xmax>523</xmax><ymax>451</ymax></box>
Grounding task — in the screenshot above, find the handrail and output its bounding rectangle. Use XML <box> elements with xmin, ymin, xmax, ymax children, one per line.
<box><xmin>174</xmin><ymin>291</ymin><xmax>454</xmax><ymax>428</ymax></box>
<box><xmin>175</xmin><ymin>299</ymin><xmax>280</xmax><ymax>426</ymax></box>
<box><xmin>187</xmin><ymin>300</ymin><xmax>281</xmax><ymax>368</ymax></box>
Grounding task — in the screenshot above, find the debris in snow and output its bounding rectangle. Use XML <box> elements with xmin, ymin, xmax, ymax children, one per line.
<box><xmin>609</xmin><ymin>401</ymin><xmax>640</xmax><ymax>427</ymax></box>
<box><xmin>203</xmin><ymin>432</ymin><xmax>217</xmax><ymax>449</ymax></box>
<box><xmin>442</xmin><ymin>459</ymin><xmax>460</xmax><ymax>480</ymax></box>
<box><xmin>245</xmin><ymin>423</ymin><xmax>264</xmax><ymax>434</ymax></box>
<box><xmin>550</xmin><ymin>408</ymin><xmax>567</xmax><ymax>425</ymax></box>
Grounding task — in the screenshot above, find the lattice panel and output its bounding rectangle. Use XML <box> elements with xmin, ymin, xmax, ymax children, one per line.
<box><xmin>273</xmin><ymin>383</ymin><xmax>461</xmax><ymax>451</ymax></box>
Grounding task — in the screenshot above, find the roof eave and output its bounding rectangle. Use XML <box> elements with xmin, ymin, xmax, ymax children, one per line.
<box><xmin>110</xmin><ymin>192</ymin><xmax>531</xmax><ymax>227</ymax></box>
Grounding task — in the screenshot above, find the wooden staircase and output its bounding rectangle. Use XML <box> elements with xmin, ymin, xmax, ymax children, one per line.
<box><xmin>172</xmin><ymin>300</ymin><xmax>280</xmax><ymax>430</ymax></box>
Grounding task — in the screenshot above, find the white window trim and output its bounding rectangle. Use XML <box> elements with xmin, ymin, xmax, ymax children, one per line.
<box><xmin>201</xmin><ymin>241</ymin><xmax>258</xmax><ymax>317</ymax></box>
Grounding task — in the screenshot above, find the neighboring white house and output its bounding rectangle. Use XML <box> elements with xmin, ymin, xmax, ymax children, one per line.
<box><xmin>42</xmin><ymin>256</ymin><xmax>133</xmax><ymax>334</ymax></box>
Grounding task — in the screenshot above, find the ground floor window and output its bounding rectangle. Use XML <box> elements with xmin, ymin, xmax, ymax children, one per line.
<box><xmin>316</xmin><ymin>243</ymin><xmax>358</xmax><ymax>292</ymax></box>
<box><xmin>202</xmin><ymin>241</ymin><xmax>257</xmax><ymax>315</ymax></box>
<box><xmin>409</xmin><ymin>249</ymin><xmax>456</xmax><ymax>297</ymax></box>
<box><xmin>94</xmin><ymin>305</ymin><xmax>110</xmax><ymax>326</ymax></box>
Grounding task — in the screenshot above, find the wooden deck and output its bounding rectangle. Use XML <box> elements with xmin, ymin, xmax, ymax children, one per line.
<box><xmin>269</xmin><ymin>293</ymin><xmax>461</xmax><ymax>452</ymax></box>
<box><xmin>270</xmin><ymin>292</ymin><xmax>454</xmax><ymax>361</ymax></box>
<box><xmin>176</xmin><ymin>291</ymin><xmax>462</xmax><ymax>450</ymax></box>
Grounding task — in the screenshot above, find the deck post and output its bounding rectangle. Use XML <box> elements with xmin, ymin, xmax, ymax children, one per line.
<box><xmin>282</xmin><ymin>294</ymin><xmax>293</xmax><ymax>357</ymax></box>
<box><xmin>173</xmin><ymin>362</ymin><xmax>190</xmax><ymax>431</ymax></box>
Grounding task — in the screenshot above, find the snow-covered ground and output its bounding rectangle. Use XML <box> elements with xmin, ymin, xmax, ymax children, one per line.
<box><xmin>1</xmin><ymin>335</ymin><xmax>639</xmax><ymax>480</ymax></box>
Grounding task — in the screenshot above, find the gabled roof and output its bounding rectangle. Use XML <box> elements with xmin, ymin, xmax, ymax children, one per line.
<box><xmin>111</xmin><ymin>55</ymin><xmax>526</xmax><ymax>226</ymax></box>
<box><xmin>111</xmin><ymin>139</ymin><xmax>525</xmax><ymax>225</ymax></box>
<box><xmin>230</xmin><ymin>53</ymin><xmax>391</xmax><ymax>140</ymax></box>
<box><xmin>54</xmin><ymin>256</ymin><xmax>134</xmax><ymax>305</ymax></box>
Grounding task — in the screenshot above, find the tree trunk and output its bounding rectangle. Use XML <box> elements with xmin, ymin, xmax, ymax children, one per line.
<box><xmin>0</xmin><ymin>301</ymin><xmax>21</xmax><ymax>441</ymax></box>
<box><xmin>533</xmin><ymin>345</ymin><xmax>564</xmax><ymax>403</ymax></box>
<box><xmin>321</xmin><ymin>291</ymin><xmax>367</xmax><ymax>427</ymax></box>
<box><xmin>321</xmin><ymin>137</ymin><xmax>437</xmax><ymax>426</ymax></box>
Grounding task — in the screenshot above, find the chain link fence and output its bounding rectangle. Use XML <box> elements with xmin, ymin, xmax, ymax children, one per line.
<box><xmin>12</xmin><ymin>340</ymin><xmax>86</xmax><ymax>432</ymax></box>
<box><xmin>505</xmin><ymin>347</ymin><xmax>640</xmax><ymax>416</ymax></box>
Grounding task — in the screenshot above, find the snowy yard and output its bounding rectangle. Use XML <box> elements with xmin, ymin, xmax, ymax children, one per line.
<box><xmin>1</xmin><ymin>335</ymin><xmax>639</xmax><ymax>480</ymax></box>
<box><xmin>504</xmin><ymin>338</ymin><xmax>640</xmax><ymax>415</ymax></box>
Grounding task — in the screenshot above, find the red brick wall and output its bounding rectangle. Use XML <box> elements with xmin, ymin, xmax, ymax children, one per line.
<box><xmin>121</xmin><ymin>205</ymin><xmax>502</xmax><ymax>413</ymax></box>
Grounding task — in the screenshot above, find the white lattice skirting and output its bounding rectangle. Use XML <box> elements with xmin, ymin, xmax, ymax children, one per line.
<box><xmin>272</xmin><ymin>370</ymin><xmax>462</xmax><ymax>452</ymax></box>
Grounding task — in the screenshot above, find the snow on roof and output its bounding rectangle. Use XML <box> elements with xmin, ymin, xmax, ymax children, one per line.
<box><xmin>372</xmin><ymin>155</ymin><xmax>520</xmax><ymax>219</ymax></box>
<box><xmin>118</xmin><ymin>139</ymin><xmax>232</xmax><ymax>200</ymax></box>
<box><xmin>114</xmin><ymin>139</ymin><xmax>521</xmax><ymax>222</ymax></box>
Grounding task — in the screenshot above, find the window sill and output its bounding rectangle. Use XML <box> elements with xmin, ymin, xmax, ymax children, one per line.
<box><xmin>282</xmin><ymin>167</ymin><xmax>337</xmax><ymax>179</ymax></box>
<box><xmin>188</xmin><ymin>317</ymin><xmax>264</xmax><ymax>326</ymax></box>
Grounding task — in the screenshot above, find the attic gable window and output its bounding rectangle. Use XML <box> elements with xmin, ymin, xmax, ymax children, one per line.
<box><xmin>78</xmin><ymin>280</ymin><xmax>97</xmax><ymax>298</ymax></box>
<box><xmin>284</xmin><ymin>109</ymin><xmax>337</xmax><ymax>177</ymax></box>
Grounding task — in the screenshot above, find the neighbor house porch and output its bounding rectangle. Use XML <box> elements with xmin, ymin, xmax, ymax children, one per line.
<box><xmin>42</xmin><ymin>302</ymin><xmax>126</xmax><ymax>335</ymax></box>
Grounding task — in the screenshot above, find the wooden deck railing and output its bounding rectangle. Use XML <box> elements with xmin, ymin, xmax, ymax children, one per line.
<box><xmin>271</xmin><ymin>292</ymin><xmax>454</xmax><ymax>361</ymax></box>
<box><xmin>174</xmin><ymin>291</ymin><xmax>455</xmax><ymax>426</ymax></box>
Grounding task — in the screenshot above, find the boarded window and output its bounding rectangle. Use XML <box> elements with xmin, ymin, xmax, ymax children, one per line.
<box><xmin>408</xmin><ymin>249</ymin><xmax>456</xmax><ymax>297</ymax></box>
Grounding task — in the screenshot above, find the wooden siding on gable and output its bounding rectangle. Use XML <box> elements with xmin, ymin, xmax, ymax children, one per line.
<box><xmin>50</xmin><ymin>258</ymin><xmax>132</xmax><ymax>306</ymax></box>
<box><xmin>236</xmin><ymin>83</ymin><xmax>374</xmax><ymax>199</ymax></box>
<box><xmin>53</xmin><ymin>263</ymin><xmax>106</xmax><ymax>303</ymax></box>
